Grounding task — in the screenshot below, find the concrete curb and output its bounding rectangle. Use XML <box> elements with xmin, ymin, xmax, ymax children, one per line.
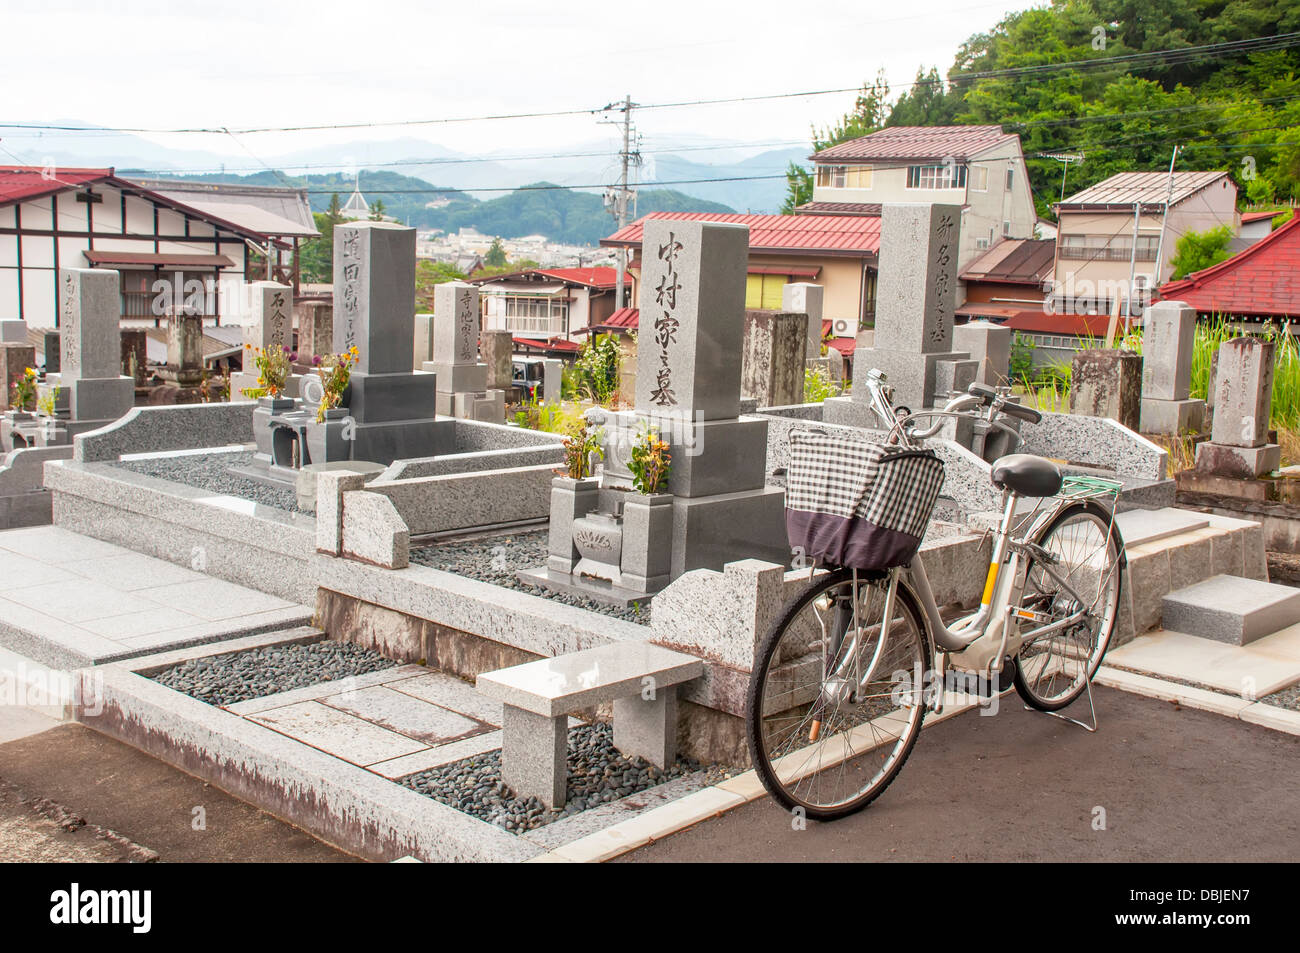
<box><xmin>1096</xmin><ymin>665</ymin><xmax>1300</xmax><ymax>736</ymax></box>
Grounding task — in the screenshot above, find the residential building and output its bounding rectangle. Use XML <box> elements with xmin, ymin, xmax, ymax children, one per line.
<box><xmin>957</xmin><ymin>237</ymin><xmax>1054</xmax><ymax>321</ymax></box>
<box><xmin>469</xmin><ymin>266</ymin><xmax>620</xmax><ymax>343</ymax></box>
<box><xmin>1157</xmin><ymin>213</ymin><xmax>1300</xmax><ymax>323</ymax></box>
<box><xmin>797</xmin><ymin>125</ymin><xmax>1038</xmax><ymax>268</ymax></box>
<box><xmin>1051</xmin><ymin>170</ymin><xmax>1238</xmax><ymax>316</ymax></box>
<box><xmin>0</xmin><ymin>166</ymin><xmax>297</xmax><ymax>328</ymax></box>
<box><xmin>600</xmin><ymin>211</ymin><xmax>882</xmax><ymax>338</ymax></box>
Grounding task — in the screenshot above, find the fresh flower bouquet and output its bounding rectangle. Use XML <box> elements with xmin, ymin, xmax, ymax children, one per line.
<box><xmin>10</xmin><ymin>367</ymin><xmax>37</xmax><ymax>411</ymax></box>
<box><xmin>315</xmin><ymin>346</ymin><xmax>359</xmax><ymax>423</ymax></box>
<box><xmin>628</xmin><ymin>426</ymin><xmax>671</xmax><ymax>494</ymax></box>
<box><xmin>240</xmin><ymin>344</ymin><xmax>294</xmax><ymax>399</ymax></box>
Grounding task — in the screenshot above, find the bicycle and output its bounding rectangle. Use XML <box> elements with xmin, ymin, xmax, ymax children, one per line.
<box><xmin>745</xmin><ymin>369</ymin><xmax>1126</xmax><ymax>820</ymax></box>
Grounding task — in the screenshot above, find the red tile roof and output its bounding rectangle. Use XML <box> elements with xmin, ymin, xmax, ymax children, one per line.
<box><xmin>0</xmin><ymin>166</ymin><xmax>112</xmax><ymax>206</ymax></box>
<box><xmin>512</xmin><ymin>336</ymin><xmax>582</xmax><ymax>353</ymax></box>
<box><xmin>601</xmin><ymin>307</ymin><xmax>639</xmax><ymax>329</ymax></box>
<box><xmin>998</xmin><ymin>311</ymin><xmax>1116</xmax><ymax>337</ymax></box>
<box><xmin>471</xmin><ymin>267</ymin><xmax>619</xmax><ymax>290</ymax></box>
<box><xmin>1157</xmin><ymin>214</ymin><xmax>1300</xmax><ymax>318</ymax></box>
<box><xmin>1240</xmin><ymin>210</ymin><xmax>1280</xmax><ymax>225</ymax></box>
<box><xmin>813</xmin><ymin>125</ymin><xmax>1015</xmax><ymax>162</ymax></box>
<box><xmin>826</xmin><ymin>336</ymin><xmax>857</xmax><ymax>359</ymax></box>
<box><xmin>1057</xmin><ymin>171</ymin><xmax>1232</xmax><ymax>211</ymax></box>
<box><xmin>794</xmin><ymin>201</ymin><xmax>883</xmax><ymax>217</ymax></box>
<box><xmin>602</xmin><ymin>211</ymin><xmax>880</xmax><ymax>258</ymax></box>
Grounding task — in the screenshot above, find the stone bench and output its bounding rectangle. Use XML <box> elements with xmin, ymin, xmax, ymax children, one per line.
<box><xmin>476</xmin><ymin>642</ymin><xmax>703</xmax><ymax>808</ymax></box>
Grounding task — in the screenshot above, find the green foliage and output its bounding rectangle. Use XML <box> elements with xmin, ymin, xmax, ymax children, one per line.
<box><xmin>36</xmin><ymin>384</ymin><xmax>61</xmax><ymax>418</ymax></box>
<box><xmin>628</xmin><ymin>427</ymin><xmax>672</xmax><ymax>495</ymax></box>
<box><xmin>1010</xmin><ymin>332</ymin><xmax>1036</xmax><ymax>383</ymax></box>
<box><xmin>514</xmin><ymin>397</ymin><xmax>582</xmax><ymax>436</ymax></box>
<box><xmin>780</xmin><ymin>162</ymin><xmax>813</xmax><ymax>215</ymax></box>
<box><xmin>575</xmin><ymin>333</ymin><xmax>621</xmax><ymax>405</ymax></box>
<box><xmin>813</xmin><ymin>69</ymin><xmax>892</xmax><ymax>151</ymax></box>
<box><xmin>802</xmin><ymin>365</ymin><xmax>841</xmax><ymax>403</ymax></box>
<box><xmin>560</xmin><ymin>420</ymin><xmax>604</xmax><ymax>480</ymax></box>
<box><xmin>485</xmin><ymin>238</ymin><xmax>508</xmax><ymax>268</ymax></box>
<box><xmin>1169</xmin><ymin>225</ymin><xmax>1234</xmax><ymax>279</ymax></box>
<box><xmin>415</xmin><ymin>259</ymin><xmax>467</xmax><ymax>311</ymax></box>
<box><xmin>298</xmin><ymin>194</ymin><xmax>344</xmax><ymax>284</ymax></box>
<box><xmin>367</xmin><ymin>199</ymin><xmax>387</xmax><ymax>221</ymax></box>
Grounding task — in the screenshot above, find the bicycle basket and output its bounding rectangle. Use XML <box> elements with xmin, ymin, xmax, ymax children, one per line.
<box><xmin>785</xmin><ymin>429</ymin><xmax>946</xmax><ymax>571</ymax></box>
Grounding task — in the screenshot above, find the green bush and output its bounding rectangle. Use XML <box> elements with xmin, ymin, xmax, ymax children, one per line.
<box><xmin>802</xmin><ymin>365</ymin><xmax>841</xmax><ymax>403</ymax></box>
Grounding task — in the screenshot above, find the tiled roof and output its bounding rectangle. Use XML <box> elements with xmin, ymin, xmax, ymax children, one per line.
<box><xmin>1240</xmin><ymin>210</ymin><xmax>1280</xmax><ymax>225</ymax></box>
<box><xmin>0</xmin><ymin>166</ymin><xmax>112</xmax><ymax>207</ymax></box>
<box><xmin>1157</xmin><ymin>214</ymin><xmax>1300</xmax><ymax>318</ymax></box>
<box><xmin>995</xmin><ymin>311</ymin><xmax>1115</xmax><ymax>336</ymax></box>
<box><xmin>1057</xmin><ymin>171</ymin><xmax>1232</xmax><ymax>211</ymax></box>
<box><xmin>602</xmin><ymin>212</ymin><xmax>880</xmax><ymax>258</ymax></box>
<box><xmin>794</xmin><ymin>201</ymin><xmax>883</xmax><ymax>217</ymax></box>
<box><xmin>813</xmin><ymin>126</ymin><xmax>1016</xmax><ymax>162</ymax></box>
<box><xmin>471</xmin><ymin>267</ymin><xmax>619</xmax><ymax>290</ymax></box>
<box><xmin>959</xmin><ymin>238</ymin><xmax>1056</xmax><ymax>285</ymax></box>
<box><xmin>600</xmin><ymin>307</ymin><xmax>639</xmax><ymax>329</ymax></box>
<box><xmin>826</xmin><ymin>336</ymin><xmax>857</xmax><ymax>358</ymax></box>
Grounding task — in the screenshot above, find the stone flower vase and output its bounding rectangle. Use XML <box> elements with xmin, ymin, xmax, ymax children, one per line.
<box><xmin>548</xmin><ymin>475</ymin><xmax>600</xmax><ymax>575</ymax></box>
<box><xmin>620</xmin><ymin>492</ymin><xmax>673</xmax><ymax>593</ymax></box>
<box><xmin>305</xmin><ymin>407</ymin><xmax>352</xmax><ymax>466</ymax></box>
<box><xmin>253</xmin><ymin>396</ymin><xmax>295</xmax><ymax>463</ymax></box>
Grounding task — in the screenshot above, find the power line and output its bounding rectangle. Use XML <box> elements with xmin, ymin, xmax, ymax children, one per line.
<box><xmin>4</xmin><ymin>32</ymin><xmax>1296</xmax><ymax>138</ymax></box>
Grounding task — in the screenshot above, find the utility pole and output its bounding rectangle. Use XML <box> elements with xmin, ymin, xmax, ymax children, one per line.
<box><xmin>1124</xmin><ymin>201</ymin><xmax>1141</xmax><ymax>336</ymax></box>
<box><xmin>603</xmin><ymin>95</ymin><xmax>638</xmax><ymax>311</ymax></box>
<box><xmin>1152</xmin><ymin>144</ymin><xmax>1180</xmax><ymax>291</ymax></box>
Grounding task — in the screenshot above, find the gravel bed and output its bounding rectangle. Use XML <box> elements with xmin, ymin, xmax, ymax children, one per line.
<box><xmin>113</xmin><ymin>450</ymin><xmax>300</xmax><ymax>513</ymax></box>
<box><xmin>399</xmin><ymin>722</ymin><xmax>703</xmax><ymax>833</ymax></box>
<box><xmin>151</xmin><ymin>640</ymin><xmax>397</xmax><ymax>706</ymax></box>
<box><xmin>410</xmin><ymin>529</ymin><xmax>651</xmax><ymax>624</ymax></box>
<box><xmin>1261</xmin><ymin>682</ymin><xmax>1300</xmax><ymax>711</ymax></box>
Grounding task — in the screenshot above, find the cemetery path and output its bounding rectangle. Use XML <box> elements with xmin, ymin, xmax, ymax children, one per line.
<box><xmin>0</xmin><ymin>723</ymin><xmax>358</xmax><ymax>863</ymax></box>
<box><xmin>616</xmin><ymin>685</ymin><xmax>1300</xmax><ymax>863</ymax></box>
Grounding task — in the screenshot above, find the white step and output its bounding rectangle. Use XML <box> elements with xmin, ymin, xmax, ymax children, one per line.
<box><xmin>1115</xmin><ymin>507</ymin><xmax>1209</xmax><ymax>547</ymax></box>
<box><xmin>1161</xmin><ymin>574</ymin><xmax>1300</xmax><ymax>646</ymax></box>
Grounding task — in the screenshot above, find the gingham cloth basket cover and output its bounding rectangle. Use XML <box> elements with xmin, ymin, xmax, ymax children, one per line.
<box><xmin>785</xmin><ymin>428</ymin><xmax>946</xmax><ymax>571</ymax></box>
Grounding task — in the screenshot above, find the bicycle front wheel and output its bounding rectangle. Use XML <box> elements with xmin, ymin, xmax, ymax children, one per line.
<box><xmin>746</xmin><ymin>568</ymin><xmax>930</xmax><ymax>821</ymax></box>
<box><xmin>1014</xmin><ymin>500</ymin><xmax>1124</xmax><ymax>711</ymax></box>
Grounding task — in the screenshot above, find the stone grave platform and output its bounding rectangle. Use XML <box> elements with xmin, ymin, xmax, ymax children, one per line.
<box><xmin>1105</xmin><ymin>622</ymin><xmax>1300</xmax><ymax>700</ymax></box>
<box><xmin>0</xmin><ymin>525</ymin><xmax>312</xmax><ymax>668</ymax></box>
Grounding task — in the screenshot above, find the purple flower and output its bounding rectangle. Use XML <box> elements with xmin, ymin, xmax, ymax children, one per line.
<box><xmin>313</xmin><ymin>355</ymin><xmax>322</xmax><ymax>366</ymax></box>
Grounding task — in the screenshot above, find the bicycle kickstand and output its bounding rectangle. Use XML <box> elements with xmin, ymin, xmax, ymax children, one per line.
<box><xmin>1023</xmin><ymin>674</ymin><xmax>1099</xmax><ymax>733</ymax></box>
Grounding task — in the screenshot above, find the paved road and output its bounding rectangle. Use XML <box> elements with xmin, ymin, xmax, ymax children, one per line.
<box><xmin>0</xmin><ymin>723</ymin><xmax>357</xmax><ymax>863</ymax></box>
<box><xmin>620</xmin><ymin>685</ymin><xmax>1300</xmax><ymax>862</ymax></box>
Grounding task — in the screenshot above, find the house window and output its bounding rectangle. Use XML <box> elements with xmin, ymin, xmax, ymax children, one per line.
<box><xmin>906</xmin><ymin>164</ymin><xmax>967</xmax><ymax>190</ymax></box>
<box><xmin>1136</xmin><ymin>235</ymin><xmax>1159</xmax><ymax>261</ymax></box>
<box><xmin>975</xmin><ymin>237</ymin><xmax>990</xmax><ymax>250</ymax></box>
<box><xmin>815</xmin><ymin>164</ymin><xmax>871</xmax><ymax>189</ymax></box>
<box><xmin>1003</xmin><ymin>220</ymin><xmax>1011</xmax><ymax>237</ymax></box>
<box><xmin>969</xmin><ymin>166</ymin><xmax>988</xmax><ymax>191</ymax></box>
<box><xmin>1006</xmin><ymin>167</ymin><xmax>1014</xmax><ymax>190</ymax></box>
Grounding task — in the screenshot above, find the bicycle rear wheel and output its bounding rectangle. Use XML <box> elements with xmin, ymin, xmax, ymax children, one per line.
<box><xmin>746</xmin><ymin>568</ymin><xmax>930</xmax><ymax>821</ymax></box>
<box><xmin>1014</xmin><ymin>500</ymin><xmax>1123</xmax><ymax>711</ymax></box>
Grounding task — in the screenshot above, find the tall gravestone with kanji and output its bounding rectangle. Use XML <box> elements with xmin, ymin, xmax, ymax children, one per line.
<box><xmin>331</xmin><ymin>222</ymin><xmax>448</xmax><ymax>461</ymax></box>
<box><xmin>57</xmin><ymin>268</ymin><xmax>135</xmax><ymax>426</ymax></box>
<box><xmin>524</xmin><ymin>219</ymin><xmax>787</xmax><ymax>602</ymax></box>
<box><xmin>424</xmin><ymin>281</ymin><xmax>502</xmax><ymax>422</ymax></box>
<box><xmin>231</xmin><ymin>281</ymin><xmax>300</xmax><ymax>401</ymax></box>
<box><xmin>1195</xmin><ymin>337</ymin><xmax>1280</xmax><ymax>478</ymax></box>
<box><xmin>825</xmin><ymin>203</ymin><xmax>974</xmax><ymax>422</ymax></box>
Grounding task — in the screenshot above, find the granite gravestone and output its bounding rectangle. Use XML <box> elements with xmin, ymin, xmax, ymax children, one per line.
<box><xmin>331</xmin><ymin>222</ymin><xmax>448</xmax><ymax>461</ymax></box>
<box><xmin>782</xmin><ymin>281</ymin><xmax>824</xmax><ymax>360</ymax></box>
<box><xmin>825</xmin><ymin>204</ymin><xmax>974</xmax><ymax>420</ymax></box>
<box><xmin>1139</xmin><ymin>300</ymin><xmax>1205</xmax><ymax>434</ymax></box>
<box><xmin>1069</xmin><ymin>348</ymin><xmax>1141</xmax><ymax>431</ymax></box>
<box><xmin>526</xmin><ymin>219</ymin><xmax>788</xmax><ymax>601</ymax></box>
<box><xmin>1195</xmin><ymin>336</ymin><xmax>1280</xmax><ymax>478</ymax></box>
<box><xmin>482</xmin><ymin>330</ymin><xmax>514</xmax><ymax>392</ymax></box>
<box><xmin>425</xmin><ymin>281</ymin><xmax>502</xmax><ymax>421</ymax></box>
<box><xmin>231</xmin><ymin>281</ymin><xmax>299</xmax><ymax>401</ymax></box>
<box><xmin>953</xmin><ymin>319</ymin><xmax>1012</xmax><ymax>387</ymax></box>
<box><xmin>57</xmin><ymin>268</ymin><xmax>135</xmax><ymax>424</ymax></box>
<box><xmin>298</xmin><ymin>303</ymin><xmax>333</xmax><ymax>361</ymax></box>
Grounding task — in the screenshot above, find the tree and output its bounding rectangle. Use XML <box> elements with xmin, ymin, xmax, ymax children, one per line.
<box><xmin>779</xmin><ymin>162</ymin><xmax>813</xmax><ymax>215</ymax></box>
<box><xmin>415</xmin><ymin>260</ymin><xmax>467</xmax><ymax>311</ymax></box>
<box><xmin>1169</xmin><ymin>225</ymin><xmax>1234</xmax><ymax>279</ymax></box>
<box><xmin>298</xmin><ymin>194</ymin><xmax>345</xmax><ymax>283</ymax></box>
<box><xmin>485</xmin><ymin>238</ymin><xmax>508</xmax><ymax>268</ymax></box>
<box><xmin>368</xmin><ymin>199</ymin><xmax>387</xmax><ymax>221</ymax></box>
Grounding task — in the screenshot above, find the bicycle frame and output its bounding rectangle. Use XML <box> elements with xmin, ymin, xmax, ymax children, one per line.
<box><xmin>843</xmin><ymin>372</ymin><xmax>1123</xmax><ymax>706</ymax></box>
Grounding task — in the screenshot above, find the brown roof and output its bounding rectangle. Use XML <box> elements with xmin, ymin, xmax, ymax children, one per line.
<box><xmin>960</xmin><ymin>238</ymin><xmax>1055</xmax><ymax>286</ymax></box>
<box><xmin>84</xmin><ymin>250</ymin><xmax>236</xmax><ymax>269</ymax></box>
<box><xmin>794</xmin><ymin>201</ymin><xmax>883</xmax><ymax>217</ymax></box>
<box><xmin>813</xmin><ymin>125</ymin><xmax>1016</xmax><ymax>162</ymax></box>
<box><xmin>1057</xmin><ymin>170</ymin><xmax>1232</xmax><ymax>211</ymax></box>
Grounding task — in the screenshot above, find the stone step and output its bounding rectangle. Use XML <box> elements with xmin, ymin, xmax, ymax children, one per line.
<box><xmin>1115</xmin><ymin>506</ymin><xmax>1210</xmax><ymax>547</ymax></box>
<box><xmin>1161</xmin><ymin>574</ymin><xmax>1300</xmax><ymax>646</ymax></box>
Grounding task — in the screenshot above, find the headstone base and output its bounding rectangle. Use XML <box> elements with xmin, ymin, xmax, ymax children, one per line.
<box><xmin>425</xmin><ymin>362</ymin><xmax>487</xmax><ymax>395</ymax></box>
<box><xmin>1194</xmin><ymin>442</ymin><xmax>1280</xmax><ymax>479</ymax></box>
<box><xmin>68</xmin><ymin>376</ymin><xmax>134</xmax><ymax>422</ymax></box>
<box><xmin>822</xmin><ymin>395</ymin><xmax>887</xmax><ymax>429</ymax></box>
<box><xmin>1140</xmin><ymin>397</ymin><xmax>1205</xmax><ymax>435</ymax></box>
<box><xmin>346</xmin><ymin>371</ymin><xmax>438</xmax><ymax>423</ymax></box>
<box><xmin>349</xmin><ymin>418</ymin><xmax>456</xmax><ymax>464</ymax></box>
<box><xmin>602</xmin><ymin>411</ymin><xmax>769</xmax><ymax>498</ymax></box>
<box><xmin>670</xmin><ymin>486</ymin><xmax>788</xmax><ymax>577</ymax></box>
<box><xmin>851</xmin><ymin>347</ymin><xmax>971</xmax><ymax>411</ymax></box>
<box><xmin>453</xmin><ymin>389</ymin><xmax>505</xmax><ymax>423</ymax></box>
<box><xmin>934</xmin><ymin>358</ymin><xmax>979</xmax><ymax>401</ymax></box>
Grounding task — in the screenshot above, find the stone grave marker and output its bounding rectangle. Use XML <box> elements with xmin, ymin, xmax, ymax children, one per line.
<box><xmin>482</xmin><ymin>329</ymin><xmax>513</xmax><ymax>392</ymax></box>
<box><xmin>298</xmin><ymin>302</ymin><xmax>333</xmax><ymax>361</ymax></box>
<box><xmin>1139</xmin><ymin>300</ymin><xmax>1204</xmax><ymax>434</ymax></box>
<box><xmin>57</xmin><ymin>268</ymin><xmax>135</xmax><ymax>424</ymax></box>
<box><xmin>741</xmin><ymin>309</ymin><xmax>808</xmax><ymax>408</ymax></box>
<box><xmin>953</xmin><ymin>319</ymin><xmax>1012</xmax><ymax>387</ymax></box>
<box><xmin>782</xmin><ymin>281</ymin><xmax>824</xmax><ymax>360</ymax></box>
<box><xmin>825</xmin><ymin>203</ymin><xmax>973</xmax><ymax>418</ymax></box>
<box><xmin>1069</xmin><ymin>348</ymin><xmax>1141</xmax><ymax>431</ymax></box>
<box><xmin>231</xmin><ymin>281</ymin><xmax>298</xmax><ymax>400</ymax></box>
<box><xmin>1195</xmin><ymin>336</ymin><xmax>1280</xmax><ymax>478</ymax></box>
<box><xmin>425</xmin><ymin>281</ymin><xmax>502</xmax><ymax>421</ymax></box>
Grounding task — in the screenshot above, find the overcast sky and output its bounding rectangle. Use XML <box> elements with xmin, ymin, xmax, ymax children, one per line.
<box><xmin>4</xmin><ymin>0</ymin><xmax>1046</xmax><ymax>170</ymax></box>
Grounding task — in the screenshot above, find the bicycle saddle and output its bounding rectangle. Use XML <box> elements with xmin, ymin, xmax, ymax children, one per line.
<box><xmin>990</xmin><ymin>453</ymin><xmax>1063</xmax><ymax>498</ymax></box>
